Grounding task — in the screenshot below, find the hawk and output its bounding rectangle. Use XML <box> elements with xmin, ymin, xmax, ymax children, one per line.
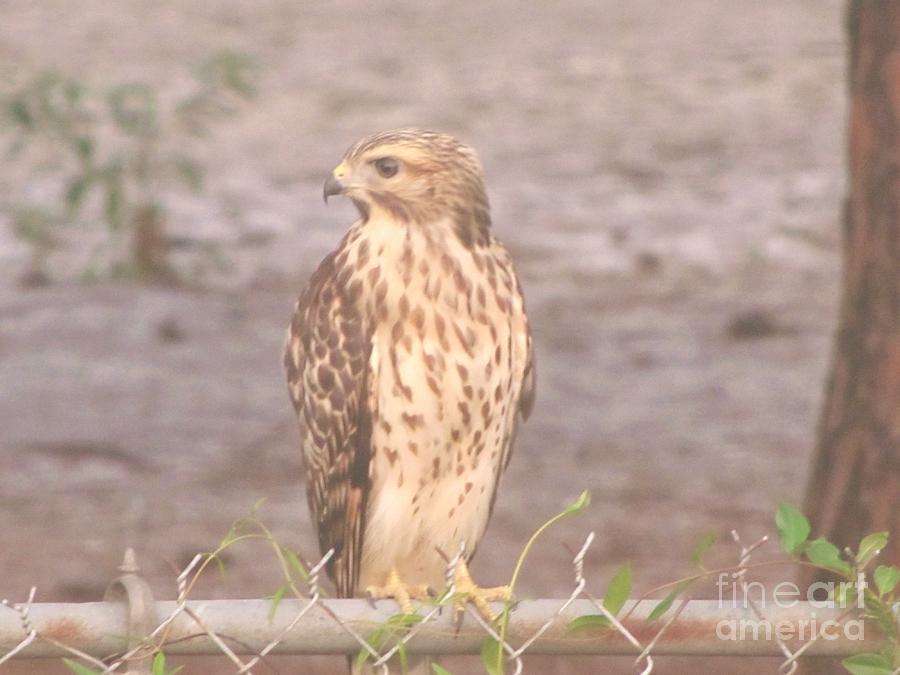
<box><xmin>284</xmin><ymin>129</ymin><xmax>535</xmax><ymax>623</ymax></box>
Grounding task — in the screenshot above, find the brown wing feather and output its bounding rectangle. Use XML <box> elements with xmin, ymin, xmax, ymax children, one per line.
<box><xmin>519</xmin><ymin>328</ymin><xmax>536</xmax><ymax>422</ymax></box>
<box><xmin>284</xmin><ymin>251</ymin><xmax>372</xmax><ymax>597</ymax></box>
<box><xmin>480</xmin><ymin>260</ymin><xmax>535</xmax><ymax>553</ymax></box>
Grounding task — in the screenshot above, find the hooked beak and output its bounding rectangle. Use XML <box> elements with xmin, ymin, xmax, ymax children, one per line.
<box><xmin>323</xmin><ymin>162</ymin><xmax>350</xmax><ymax>203</ymax></box>
<box><xmin>323</xmin><ymin>174</ymin><xmax>345</xmax><ymax>203</ymax></box>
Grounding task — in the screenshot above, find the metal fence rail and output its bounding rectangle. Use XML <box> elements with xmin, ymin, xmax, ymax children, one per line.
<box><xmin>1</xmin><ymin>531</ymin><xmax>893</xmax><ymax>674</ymax></box>
<box><xmin>0</xmin><ymin>598</ymin><xmax>883</xmax><ymax>659</ymax></box>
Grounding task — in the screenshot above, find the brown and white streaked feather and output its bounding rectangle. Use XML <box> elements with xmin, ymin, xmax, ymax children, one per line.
<box><xmin>284</xmin><ymin>246</ymin><xmax>373</xmax><ymax>597</ymax></box>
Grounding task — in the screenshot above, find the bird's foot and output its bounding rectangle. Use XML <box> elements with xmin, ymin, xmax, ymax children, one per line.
<box><xmin>453</xmin><ymin>558</ymin><xmax>511</xmax><ymax>623</ymax></box>
<box><xmin>365</xmin><ymin>568</ymin><xmax>432</xmax><ymax>615</ymax></box>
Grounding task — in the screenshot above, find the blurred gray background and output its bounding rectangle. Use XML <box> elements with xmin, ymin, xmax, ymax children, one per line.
<box><xmin>0</xmin><ymin>0</ymin><xmax>845</xmax><ymax>672</ymax></box>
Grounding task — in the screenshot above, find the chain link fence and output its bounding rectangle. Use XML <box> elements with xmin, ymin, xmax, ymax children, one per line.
<box><xmin>1</xmin><ymin>528</ymin><xmax>890</xmax><ymax>674</ymax></box>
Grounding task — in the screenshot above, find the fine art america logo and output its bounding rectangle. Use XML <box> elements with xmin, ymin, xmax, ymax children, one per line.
<box><xmin>715</xmin><ymin>572</ymin><xmax>874</xmax><ymax>642</ymax></box>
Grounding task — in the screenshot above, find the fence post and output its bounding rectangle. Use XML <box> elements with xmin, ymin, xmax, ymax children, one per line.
<box><xmin>103</xmin><ymin>548</ymin><xmax>157</xmax><ymax>674</ymax></box>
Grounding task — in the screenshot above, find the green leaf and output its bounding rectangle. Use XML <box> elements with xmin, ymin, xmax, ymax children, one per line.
<box><xmin>103</xmin><ymin>170</ymin><xmax>125</xmax><ymax>230</ymax></box>
<box><xmin>857</xmin><ymin>532</ymin><xmax>889</xmax><ymax>567</ymax></box>
<box><xmin>690</xmin><ymin>532</ymin><xmax>716</xmax><ymax>566</ymax></box>
<box><xmin>9</xmin><ymin>98</ymin><xmax>33</xmax><ymax>129</ymax></box>
<box><xmin>62</xmin><ymin>78</ymin><xmax>84</xmax><ymax>106</ymax></box>
<box><xmin>150</xmin><ymin>651</ymin><xmax>182</xmax><ymax>675</ymax></box>
<box><xmin>841</xmin><ymin>652</ymin><xmax>895</xmax><ymax>675</ymax></box>
<box><xmin>75</xmin><ymin>136</ymin><xmax>94</xmax><ymax>162</ymax></box>
<box><xmin>435</xmin><ymin>590</ymin><xmax>468</xmax><ymax>607</ymax></box>
<box><xmin>874</xmin><ymin>565</ymin><xmax>900</xmax><ymax>596</ymax></box>
<box><xmin>397</xmin><ymin>641</ymin><xmax>408</xmax><ymax>673</ymax></box>
<box><xmin>267</xmin><ymin>584</ymin><xmax>288</xmax><ymax>621</ymax></box>
<box><xmin>431</xmin><ymin>664</ymin><xmax>453</xmax><ymax>675</ymax></box>
<box><xmin>386</xmin><ymin>612</ymin><xmax>424</xmax><ymax>629</ymax></box>
<box><xmin>33</xmin><ymin>70</ymin><xmax>82</xmax><ymax>128</ymax></box>
<box><xmin>562</xmin><ymin>490</ymin><xmax>591</xmax><ymax>516</ymax></box>
<box><xmin>566</xmin><ymin>614</ymin><xmax>612</xmax><ymax>635</ymax></box>
<box><xmin>775</xmin><ymin>502</ymin><xmax>810</xmax><ymax>554</ymax></box>
<box><xmin>833</xmin><ymin>581</ymin><xmax>849</xmax><ymax>608</ymax></box>
<box><xmin>603</xmin><ymin>564</ymin><xmax>631</xmax><ymax>617</ymax></box>
<box><xmin>648</xmin><ymin>579</ymin><xmax>694</xmax><ymax>622</ymax></box>
<box><xmin>107</xmin><ymin>83</ymin><xmax>158</xmax><ymax>137</ymax></box>
<box><xmin>354</xmin><ymin>645</ymin><xmax>373</xmax><ymax>670</ymax></box>
<box><xmin>480</xmin><ymin>637</ymin><xmax>503</xmax><ymax>675</ymax></box>
<box><xmin>864</xmin><ymin>596</ymin><xmax>899</xmax><ymax>636</ymax></box>
<box><xmin>211</xmin><ymin>552</ymin><xmax>228</xmax><ymax>577</ymax></box>
<box><xmin>283</xmin><ymin>548</ymin><xmax>310</xmax><ymax>583</ymax></box>
<box><xmin>62</xmin><ymin>659</ymin><xmax>101</xmax><ymax>675</ymax></box>
<box><xmin>354</xmin><ymin>612</ymin><xmax>422</xmax><ymax>671</ymax></box>
<box><xmin>65</xmin><ymin>175</ymin><xmax>92</xmax><ymax>210</ymax></box>
<box><xmin>355</xmin><ymin>624</ymin><xmax>388</xmax><ymax>670</ymax></box>
<box><xmin>805</xmin><ymin>538</ymin><xmax>851</xmax><ymax>575</ymax></box>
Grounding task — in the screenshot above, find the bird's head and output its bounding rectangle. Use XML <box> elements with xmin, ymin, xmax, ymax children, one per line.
<box><xmin>323</xmin><ymin>129</ymin><xmax>491</xmax><ymax>248</ymax></box>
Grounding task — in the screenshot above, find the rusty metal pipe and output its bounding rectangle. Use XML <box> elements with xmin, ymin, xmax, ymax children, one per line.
<box><xmin>0</xmin><ymin>599</ymin><xmax>886</xmax><ymax>659</ymax></box>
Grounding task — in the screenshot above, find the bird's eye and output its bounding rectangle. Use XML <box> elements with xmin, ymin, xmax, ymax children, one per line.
<box><xmin>373</xmin><ymin>157</ymin><xmax>399</xmax><ymax>178</ymax></box>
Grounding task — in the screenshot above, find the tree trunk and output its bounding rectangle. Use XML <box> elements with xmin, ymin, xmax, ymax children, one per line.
<box><xmin>805</xmin><ymin>0</ymin><xmax>900</xmax><ymax>571</ymax></box>
<box><xmin>801</xmin><ymin>3</ymin><xmax>900</xmax><ymax>671</ymax></box>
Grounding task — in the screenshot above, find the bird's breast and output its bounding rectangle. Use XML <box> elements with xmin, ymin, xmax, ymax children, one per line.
<box><xmin>343</xmin><ymin>222</ymin><xmax>526</xmax><ymax>588</ymax></box>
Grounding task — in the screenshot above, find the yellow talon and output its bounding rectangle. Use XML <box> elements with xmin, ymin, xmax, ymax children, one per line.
<box><xmin>453</xmin><ymin>559</ymin><xmax>511</xmax><ymax>622</ymax></box>
<box><xmin>365</xmin><ymin>568</ymin><xmax>432</xmax><ymax>615</ymax></box>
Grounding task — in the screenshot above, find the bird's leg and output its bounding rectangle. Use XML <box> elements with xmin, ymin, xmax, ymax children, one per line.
<box><xmin>453</xmin><ymin>558</ymin><xmax>512</xmax><ymax>623</ymax></box>
<box><xmin>365</xmin><ymin>567</ymin><xmax>432</xmax><ymax>615</ymax></box>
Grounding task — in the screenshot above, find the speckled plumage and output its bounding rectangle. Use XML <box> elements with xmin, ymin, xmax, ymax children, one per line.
<box><xmin>284</xmin><ymin>129</ymin><xmax>534</xmax><ymax>599</ymax></box>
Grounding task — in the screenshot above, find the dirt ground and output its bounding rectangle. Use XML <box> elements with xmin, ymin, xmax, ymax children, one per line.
<box><xmin>0</xmin><ymin>0</ymin><xmax>847</xmax><ymax>673</ymax></box>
